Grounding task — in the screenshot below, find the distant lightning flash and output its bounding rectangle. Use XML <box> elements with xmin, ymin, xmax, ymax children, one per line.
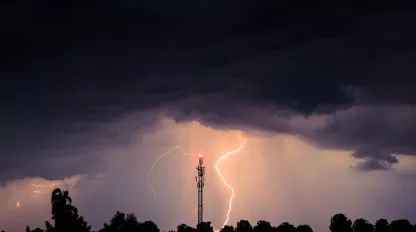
<box><xmin>148</xmin><ymin>146</ymin><xmax>192</xmax><ymax>201</ymax></box>
<box><xmin>215</xmin><ymin>139</ymin><xmax>247</xmax><ymax>228</ymax></box>
<box><xmin>33</xmin><ymin>189</ymin><xmax>42</xmax><ymax>194</ymax></box>
<box><xmin>31</xmin><ymin>183</ymin><xmax>59</xmax><ymax>194</ymax></box>
<box><xmin>31</xmin><ymin>184</ymin><xmax>58</xmax><ymax>188</ymax></box>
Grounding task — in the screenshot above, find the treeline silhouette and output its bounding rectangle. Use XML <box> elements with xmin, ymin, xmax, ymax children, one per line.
<box><xmin>4</xmin><ymin>189</ymin><xmax>415</xmax><ymax>232</ymax></box>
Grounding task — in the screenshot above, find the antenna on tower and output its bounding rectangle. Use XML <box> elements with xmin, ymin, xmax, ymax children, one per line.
<box><xmin>195</xmin><ymin>154</ymin><xmax>205</xmax><ymax>224</ymax></box>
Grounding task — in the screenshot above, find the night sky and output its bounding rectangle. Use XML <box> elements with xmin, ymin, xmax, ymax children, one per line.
<box><xmin>1</xmin><ymin>1</ymin><xmax>416</xmax><ymax>232</ymax></box>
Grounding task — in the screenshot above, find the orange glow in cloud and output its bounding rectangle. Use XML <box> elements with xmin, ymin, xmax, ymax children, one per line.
<box><xmin>215</xmin><ymin>139</ymin><xmax>247</xmax><ymax>228</ymax></box>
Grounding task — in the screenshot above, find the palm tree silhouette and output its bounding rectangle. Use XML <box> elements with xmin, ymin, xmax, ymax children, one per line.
<box><xmin>24</xmin><ymin>188</ymin><xmax>92</xmax><ymax>232</ymax></box>
<box><xmin>51</xmin><ymin>188</ymin><xmax>79</xmax><ymax>231</ymax></box>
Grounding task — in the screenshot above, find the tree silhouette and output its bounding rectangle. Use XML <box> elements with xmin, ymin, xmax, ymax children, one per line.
<box><xmin>390</xmin><ymin>219</ymin><xmax>413</xmax><ymax>232</ymax></box>
<box><xmin>273</xmin><ymin>222</ymin><xmax>296</xmax><ymax>232</ymax></box>
<box><xmin>26</xmin><ymin>221</ymin><xmax>54</xmax><ymax>232</ymax></box>
<box><xmin>196</xmin><ymin>222</ymin><xmax>214</xmax><ymax>232</ymax></box>
<box><xmin>45</xmin><ymin>221</ymin><xmax>54</xmax><ymax>232</ymax></box>
<box><xmin>139</xmin><ymin>221</ymin><xmax>160</xmax><ymax>232</ymax></box>
<box><xmin>374</xmin><ymin>219</ymin><xmax>389</xmax><ymax>232</ymax></box>
<box><xmin>106</xmin><ymin>211</ymin><xmax>126</xmax><ymax>232</ymax></box>
<box><xmin>177</xmin><ymin>224</ymin><xmax>196</xmax><ymax>232</ymax></box>
<box><xmin>254</xmin><ymin>220</ymin><xmax>272</xmax><ymax>232</ymax></box>
<box><xmin>236</xmin><ymin>220</ymin><xmax>254</xmax><ymax>232</ymax></box>
<box><xmin>122</xmin><ymin>213</ymin><xmax>140</xmax><ymax>232</ymax></box>
<box><xmin>352</xmin><ymin>219</ymin><xmax>374</xmax><ymax>232</ymax></box>
<box><xmin>51</xmin><ymin>188</ymin><xmax>77</xmax><ymax>227</ymax></box>
<box><xmin>99</xmin><ymin>211</ymin><xmax>160</xmax><ymax>232</ymax></box>
<box><xmin>100</xmin><ymin>211</ymin><xmax>121</xmax><ymax>232</ymax></box>
<box><xmin>26</xmin><ymin>227</ymin><xmax>44</xmax><ymax>232</ymax></box>
<box><xmin>76</xmin><ymin>216</ymin><xmax>92</xmax><ymax>232</ymax></box>
<box><xmin>330</xmin><ymin>214</ymin><xmax>353</xmax><ymax>232</ymax></box>
<box><xmin>49</xmin><ymin>188</ymin><xmax>92</xmax><ymax>232</ymax></box>
<box><xmin>220</xmin><ymin>225</ymin><xmax>235</xmax><ymax>232</ymax></box>
<box><xmin>26</xmin><ymin>188</ymin><xmax>91</xmax><ymax>232</ymax></box>
<box><xmin>20</xmin><ymin>189</ymin><xmax>416</xmax><ymax>232</ymax></box>
<box><xmin>296</xmin><ymin>225</ymin><xmax>313</xmax><ymax>232</ymax></box>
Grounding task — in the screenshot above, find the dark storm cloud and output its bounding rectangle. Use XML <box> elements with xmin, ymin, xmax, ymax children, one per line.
<box><xmin>351</xmin><ymin>146</ymin><xmax>398</xmax><ymax>171</ymax></box>
<box><xmin>2</xmin><ymin>1</ymin><xmax>416</xmax><ymax>179</ymax></box>
<box><xmin>352</xmin><ymin>146</ymin><xmax>398</xmax><ymax>164</ymax></box>
<box><xmin>307</xmin><ymin>105</ymin><xmax>416</xmax><ymax>155</ymax></box>
<box><xmin>352</xmin><ymin>159</ymin><xmax>394</xmax><ymax>172</ymax></box>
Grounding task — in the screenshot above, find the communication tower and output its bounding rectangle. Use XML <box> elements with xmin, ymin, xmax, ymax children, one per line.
<box><xmin>195</xmin><ymin>154</ymin><xmax>205</xmax><ymax>224</ymax></box>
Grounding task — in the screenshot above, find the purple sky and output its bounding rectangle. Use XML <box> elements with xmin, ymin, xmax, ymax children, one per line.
<box><xmin>1</xmin><ymin>1</ymin><xmax>416</xmax><ymax>231</ymax></box>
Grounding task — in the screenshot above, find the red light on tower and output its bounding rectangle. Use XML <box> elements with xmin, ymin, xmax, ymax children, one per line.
<box><xmin>198</xmin><ymin>153</ymin><xmax>204</xmax><ymax>165</ymax></box>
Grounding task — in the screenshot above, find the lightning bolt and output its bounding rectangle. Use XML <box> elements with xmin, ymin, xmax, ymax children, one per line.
<box><xmin>215</xmin><ymin>139</ymin><xmax>247</xmax><ymax>228</ymax></box>
<box><xmin>147</xmin><ymin>139</ymin><xmax>247</xmax><ymax>228</ymax></box>
<box><xmin>148</xmin><ymin>146</ymin><xmax>192</xmax><ymax>201</ymax></box>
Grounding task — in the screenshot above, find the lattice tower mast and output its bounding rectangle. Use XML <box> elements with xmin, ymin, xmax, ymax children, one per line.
<box><xmin>195</xmin><ymin>155</ymin><xmax>205</xmax><ymax>224</ymax></box>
